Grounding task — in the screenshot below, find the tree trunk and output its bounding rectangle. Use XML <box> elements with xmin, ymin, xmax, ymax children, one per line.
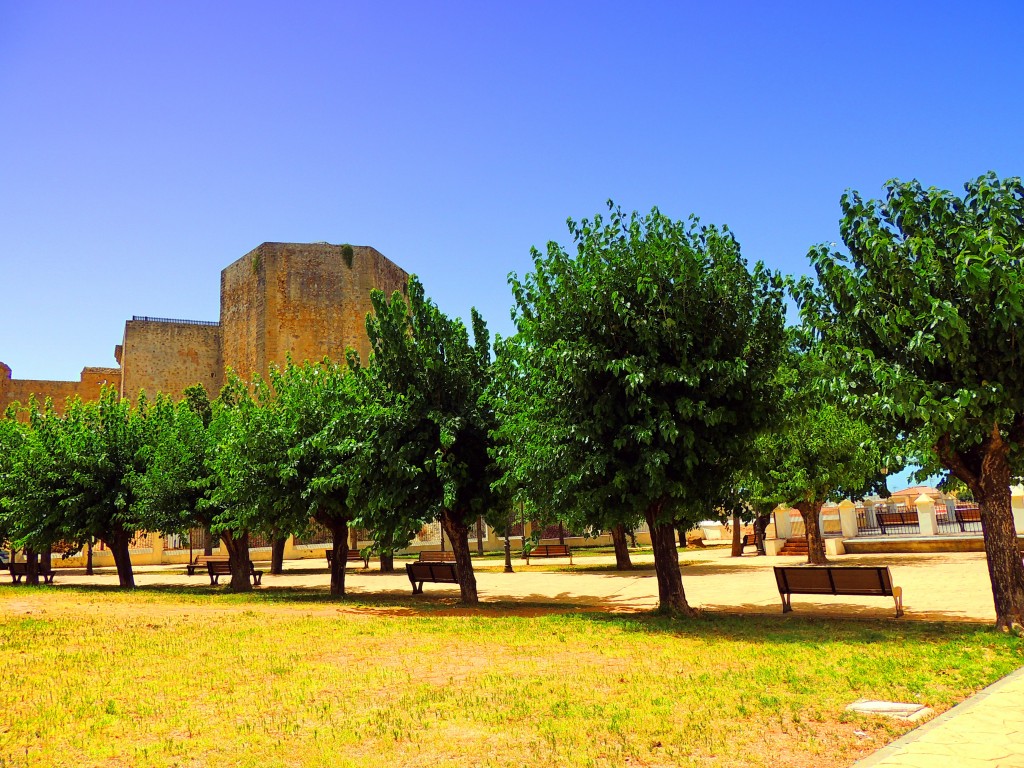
<box><xmin>676</xmin><ymin>524</ymin><xmax>688</xmax><ymax>548</ymax></box>
<box><xmin>610</xmin><ymin>524</ymin><xmax>633</xmax><ymax>570</ymax></box>
<box><xmin>645</xmin><ymin>502</ymin><xmax>695</xmax><ymax>615</ymax></box>
<box><xmin>558</xmin><ymin>522</ymin><xmax>565</xmax><ymax>546</ymax></box>
<box><xmin>86</xmin><ymin>539</ymin><xmax>94</xmax><ymax>575</ymax></box>
<box><xmin>476</xmin><ymin>517</ymin><xmax>485</xmax><ymax>555</ymax></box>
<box><xmin>25</xmin><ymin>548</ymin><xmax>39</xmax><ymax>586</ymax></box>
<box><xmin>440</xmin><ymin>510</ymin><xmax>478</xmax><ymax>604</ymax></box>
<box><xmin>327</xmin><ymin>520</ymin><xmax>348</xmax><ymax>597</ymax></box>
<box><xmin>270</xmin><ymin>536</ymin><xmax>286</xmax><ymax>575</ymax></box>
<box><xmin>730</xmin><ymin>514</ymin><xmax>743</xmax><ymax>557</ymax></box>
<box><xmin>106</xmin><ymin>529</ymin><xmax>136</xmax><ymax>588</ymax></box>
<box><xmin>974</xmin><ymin>453</ymin><xmax>1024</xmax><ymax>630</ymax></box>
<box><xmin>795</xmin><ymin>501</ymin><xmax>827</xmax><ymax>565</ymax></box>
<box><xmin>379</xmin><ymin>552</ymin><xmax>394</xmax><ymax>573</ymax></box>
<box><xmin>221</xmin><ymin>530</ymin><xmax>252</xmax><ymax>593</ymax></box>
<box><xmin>40</xmin><ymin>547</ymin><xmax>52</xmax><ymax>572</ymax></box>
<box><xmin>203</xmin><ymin>527</ymin><xmax>213</xmax><ymax>557</ymax></box>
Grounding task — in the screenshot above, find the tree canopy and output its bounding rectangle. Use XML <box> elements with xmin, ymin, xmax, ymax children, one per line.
<box><xmin>499</xmin><ymin>204</ymin><xmax>787</xmax><ymax>613</ymax></box>
<box><xmin>800</xmin><ymin>172</ymin><xmax>1024</xmax><ymax>629</ymax></box>
<box><xmin>357</xmin><ymin>275</ymin><xmax>504</xmax><ymax>604</ymax></box>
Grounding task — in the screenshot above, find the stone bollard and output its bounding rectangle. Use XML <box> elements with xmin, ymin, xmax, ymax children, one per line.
<box><xmin>916</xmin><ymin>494</ymin><xmax>938</xmax><ymax>536</ymax></box>
<box><xmin>837</xmin><ymin>499</ymin><xmax>858</xmax><ymax>539</ymax></box>
<box><xmin>773</xmin><ymin>504</ymin><xmax>792</xmax><ymax>539</ymax></box>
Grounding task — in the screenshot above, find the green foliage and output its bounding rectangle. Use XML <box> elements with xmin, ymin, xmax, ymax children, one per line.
<box><xmin>213</xmin><ymin>359</ymin><xmax>365</xmax><ymax>541</ymax></box>
<box><xmin>341</xmin><ymin>243</ymin><xmax>354</xmax><ymax>268</ymax></box>
<box><xmin>753</xmin><ymin>341</ymin><xmax>882</xmax><ymax>509</ymax></box>
<box><xmin>497</xmin><ymin>204</ymin><xmax>787</xmax><ymax>530</ymax></box>
<box><xmin>799</xmin><ymin>172</ymin><xmax>1024</xmax><ymax>478</ymax></box>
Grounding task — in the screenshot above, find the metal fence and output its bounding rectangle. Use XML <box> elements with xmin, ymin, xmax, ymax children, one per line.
<box><xmin>854</xmin><ymin>500</ymin><xmax>983</xmax><ymax>536</ymax></box>
<box><xmin>295</xmin><ymin>521</ymin><xmax>333</xmax><ymax>546</ymax></box>
<box><xmin>131</xmin><ymin>315</ymin><xmax>220</xmax><ymax>327</ymax></box>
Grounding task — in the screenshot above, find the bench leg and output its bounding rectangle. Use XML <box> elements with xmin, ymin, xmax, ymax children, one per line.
<box><xmin>252</xmin><ymin>574</ymin><xmax>262</xmax><ymax>586</ymax></box>
<box><xmin>210</xmin><ymin>575</ymin><xmax>218</xmax><ymax>586</ymax></box>
<box><xmin>893</xmin><ymin>586</ymin><xmax>903</xmax><ymax>618</ymax></box>
<box><xmin>44</xmin><ymin>574</ymin><xmax>55</xmax><ymax>584</ymax></box>
<box><xmin>781</xmin><ymin>593</ymin><xmax>792</xmax><ymax>613</ymax></box>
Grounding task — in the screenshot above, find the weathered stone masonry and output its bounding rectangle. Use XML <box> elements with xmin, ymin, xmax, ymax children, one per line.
<box><xmin>0</xmin><ymin>243</ymin><xmax>408</xmax><ymax>413</ymax></box>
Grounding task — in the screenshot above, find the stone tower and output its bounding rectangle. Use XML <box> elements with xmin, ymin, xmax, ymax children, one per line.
<box><xmin>220</xmin><ymin>242</ymin><xmax>409</xmax><ymax>381</ymax></box>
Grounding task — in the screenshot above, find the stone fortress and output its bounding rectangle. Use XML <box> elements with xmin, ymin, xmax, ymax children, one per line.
<box><xmin>0</xmin><ymin>242</ymin><xmax>409</xmax><ymax>413</ymax></box>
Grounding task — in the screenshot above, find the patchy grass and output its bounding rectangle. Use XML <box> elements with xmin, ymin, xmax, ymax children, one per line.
<box><xmin>0</xmin><ymin>585</ymin><xmax>1020</xmax><ymax>768</ymax></box>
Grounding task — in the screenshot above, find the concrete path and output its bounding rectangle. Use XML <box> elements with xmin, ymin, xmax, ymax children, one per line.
<box><xmin>852</xmin><ymin>665</ymin><xmax>1024</xmax><ymax>768</ymax></box>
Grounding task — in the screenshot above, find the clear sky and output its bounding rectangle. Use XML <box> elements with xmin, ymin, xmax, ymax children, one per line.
<box><xmin>2</xmin><ymin>2</ymin><xmax>1022</xmax><ymax>485</ymax></box>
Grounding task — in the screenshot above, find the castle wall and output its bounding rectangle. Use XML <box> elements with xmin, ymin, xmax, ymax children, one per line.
<box><xmin>0</xmin><ymin>363</ymin><xmax>122</xmax><ymax>416</ymax></box>
<box><xmin>119</xmin><ymin>319</ymin><xmax>223</xmax><ymax>401</ymax></box>
<box><xmin>220</xmin><ymin>242</ymin><xmax>408</xmax><ymax>380</ymax></box>
<box><xmin>2</xmin><ymin>242</ymin><xmax>407</xmax><ymax>415</ymax></box>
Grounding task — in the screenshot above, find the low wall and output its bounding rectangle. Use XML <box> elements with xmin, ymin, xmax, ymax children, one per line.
<box><xmin>843</xmin><ymin>535</ymin><xmax>1024</xmax><ymax>555</ymax></box>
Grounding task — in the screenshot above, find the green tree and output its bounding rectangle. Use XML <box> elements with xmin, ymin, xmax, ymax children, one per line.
<box><xmin>358</xmin><ymin>276</ymin><xmax>503</xmax><ymax>604</ymax></box>
<box><xmin>754</xmin><ymin>346</ymin><xmax>882</xmax><ymax>563</ymax></box>
<box><xmin>500</xmin><ymin>205</ymin><xmax>787</xmax><ymax>614</ymax></box>
<box><xmin>227</xmin><ymin>359</ymin><xmax>368</xmax><ymax>596</ymax></box>
<box><xmin>50</xmin><ymin>388</ymin><xmax>158</xmax><ymax>588</ymax></box>
<box><xmin>0</xmin><ymin>404</ymin><xmax>60</xmax><ymax>584</ymax></box>
<box><xmin>800</xmin><ymin>172</ymin><xmax>1024</xmax><ymax>629</ymax></box>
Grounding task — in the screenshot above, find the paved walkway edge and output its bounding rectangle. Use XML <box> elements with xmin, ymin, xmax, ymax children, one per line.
<box><xmin>852</xmin><ymin>663</ymin><xmax>1024</xmax><ymax>767</ymax></box>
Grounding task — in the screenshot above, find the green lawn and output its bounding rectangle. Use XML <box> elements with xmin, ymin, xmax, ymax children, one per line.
<box><xmin>0</xmin><ymin>585</ymin><xmax>1020</xmax><ymax>768</ymax></box>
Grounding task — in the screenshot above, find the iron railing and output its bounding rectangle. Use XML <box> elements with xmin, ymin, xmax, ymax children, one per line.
<box><xmin>131</xmin><ymin>316</ymin><xmax>220</xmax><ymax>327</ymax></box>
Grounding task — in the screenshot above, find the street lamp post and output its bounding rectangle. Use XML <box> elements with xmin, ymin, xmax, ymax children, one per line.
<box><xmin>503</xmin><ymin>510</ymin><xmax>514</xmax><ymax>573</ymax></box>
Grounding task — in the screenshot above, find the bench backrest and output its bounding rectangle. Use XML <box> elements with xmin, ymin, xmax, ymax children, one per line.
<box><xmin>419</xmin><ymin>550</ymin><xmax>456</xmax><ymax>562</ymax></box>
<box><xmin>326</xmin><ymin>549</ymin><xmax>364</xmax><ymax>562</ymax></box>
<box><xmin>194</xmin><ymin>555</ymin><xmax>227</xmax><ymax>566</ymax></box>
<box><xmin>406</xmin><ymin>562</ymin><xmax>458</xmax><ymax>581</ymax></box>
<box><xmin>207</xmin><ymin>561</ymin><xmax>233</xmax><ymax>575</ymax></box>
<box><xmin>774</xmin><ymin>566</ymin><xmax>894</xmax><ymax>597</ymax></box>
<box><xmin>877</xmin><ymin>511</ymin><xmax>917</xmax><ymax>525</ymax></box>
<box><xmin>536</xmin><ymin>544</ymin><xmax>570</xmax><ymax>555</ymax></box>
<box><xmin>10</xmin><ymin>562</ymin><xmax>53</xmax><ymax>575</ymax></box>
<box><xmin>955</xmin><ymin>506</ymin><xmax>982</xmax><ymax>523</ymax></box>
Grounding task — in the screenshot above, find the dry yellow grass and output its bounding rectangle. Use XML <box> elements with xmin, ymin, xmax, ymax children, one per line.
<box><xmin>0</xmin><ymin>584</ymin><xmax>1020</xmax><ymax>768</ymax></box>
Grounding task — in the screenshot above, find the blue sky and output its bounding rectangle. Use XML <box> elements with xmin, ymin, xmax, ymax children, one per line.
<box><xmin>2</xmin><ymin>2</ymin><xmax>1022</xmax><ymax>486</ymax></box>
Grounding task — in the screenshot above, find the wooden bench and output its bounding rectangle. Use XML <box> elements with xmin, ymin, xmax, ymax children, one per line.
<box><xmin>418</xmin><ymin>550</ymin><xmax>457</xmax><ymax>563</ymax></box>
<box><xmin>741</xmin><ymin>534</ymin><xmax>758</xmax><ymax>554</ymax></box>
<box><xmin>187</xmin><ymin>555</ymin><xmax>227</xmax><ymax>576</ymax></box>
<box><xmin>325</xmin><ymin>549</ymin><xmax>370</xmax><ymax>569</ymax></box>
<box><xmin>876</xmin><ymin>510</ymin><xmax>918</xmax><ymax>534</ymax></box>
<box><xmin>774</xmin><ymin>566</ymin><xmax>903</xmax><ymax>617</ymax></box>
<box><xmin>954</xmin><ymin>506</ymin><xmax>982</xmax><ymax>532</ymax></box>
<box><xmin>207</xmin><ymin>559</ymin><xmax>263</xmax><ymax>586</ymax></box>
<box><xmin>405</xmin><ymin>562</ymin><xmax>458</xmax><ymax>594</ymax></box>
<box><xmin>9</xmin><ymin>562</ymin><xmax>55</xmax><ymax>584</ymax></box>
<box><xmin>524</xmin><ymin>544</ymin><xmax>573</xmax><ymax>565</ymax></box>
